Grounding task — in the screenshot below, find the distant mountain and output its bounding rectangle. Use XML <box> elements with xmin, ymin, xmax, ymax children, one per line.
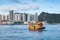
<box><xmin>38</xmin><ymin>12</ymin><xmax>60</xmax><ymax>23</ymax></box>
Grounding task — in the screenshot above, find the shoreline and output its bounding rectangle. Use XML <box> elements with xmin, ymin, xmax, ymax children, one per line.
<box><xmin>0</xmin><ymin>24</ymin><xmax>28</xmax><ymax>25</ymax></box>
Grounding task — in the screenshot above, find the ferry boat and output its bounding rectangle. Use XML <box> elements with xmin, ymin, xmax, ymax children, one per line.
<box><xmin>28</xmin><ymin>22</ymin><xmax>45</xmax><ymax>30</ymax></box>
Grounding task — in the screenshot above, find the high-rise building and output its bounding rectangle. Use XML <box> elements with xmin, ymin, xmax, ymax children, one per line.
<box><xmin>22</xmin><ymin>13</ymin><xmax>28</xmax><ymax>22</ymax></box>
<box><xmin>30</xmin><ymin>15</ymin><xmax>35</xmax><ymax>21</ymax></box>
<box><xmin>14</xmin><ymin>13</ymin><xmax>21</xmax><ymax>22</ymax></box>
<box><xmin>23</xmin><ymin>13</ymin><xmax>26</xmax><ymax>22</ymax></box>
<box><xmin>14</xmin><ymin>13</ymin><xmax>18</xmax><ymax>22</ymax></box>
<box><xmin>34</xmin><ymin>13</ymin><xmax>38</xmax><ymax>23</ymax></box>
<box><xmin>5</xmin><ymin>15</ymin><xmax>8</xmax><ymax>21</ymax></box>
<box><xmin>28</xmin><ymin>14</ymin><xmax>30</xmax><ymax>22</ymax></box>
<box><xmin>20</xmin><ymin>13</ymin><xmax>23</xmax><ymax>22</ymax></box>
<box><xmin>28</xmin><ymin>14</ymin><xmax>35</xmax><ymax>22</ymax></box>
<box><xmin>1</xmin><ymin>15</ymin><xmax>5</xmax><ymax>21</ymax></box>
<box><xmin>7</xmin><ymin>15</ymin><xmax>9</xmax><ymax>21</ymax></box>
<box><xmin>0</xmin><ymin>15</ymin><xmax>2</xmax><ymax>24</ymax></box>
<box><xmin>25</xmin><ymin>14</ymin><xmax>28</xmax><ymax>21</ymax></box>
<box><xmin>9</xmin><ymin>10</ymin><xmax>14</xmax><ymax>22</ymax></box>
<box><xmin>18</xmin><ymin>14</ymin><xmax>21</xmax><ymax>22</ymax></box>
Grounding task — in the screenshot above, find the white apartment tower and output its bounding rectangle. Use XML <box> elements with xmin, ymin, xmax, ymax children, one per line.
<box><xmin>34</xmin><ymin>13</ymin><xmax>38</xmax><ymax>23</ymax></box>
<box><xmin>1</xmin><ymin>15</ymin><xmax>5</xmax><ymax>21</ymax></box>
<box><xmin>23</xmin><ymin>13</ymin><xmax>26</xmax><ymax>22</ymax></box>
<box><xmin>0</xmin><ymin>15</ymin><xmax>2</xmax><ymax>24</ymax></box>
<box><xmin>14</xmin><ymin>13</ymin><xmax>21</xmax><ymax>22</ymax></box>
<box><xmin>28</xmin><ymin>14</ymin><xmax>30</xmax><ymax>22</ymax></box>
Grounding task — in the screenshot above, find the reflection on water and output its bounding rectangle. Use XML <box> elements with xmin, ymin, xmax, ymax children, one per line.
<box><xmin>0</xmin><ymin>24</ymin><xmax>60</xmax><ymax>40</ymax></box>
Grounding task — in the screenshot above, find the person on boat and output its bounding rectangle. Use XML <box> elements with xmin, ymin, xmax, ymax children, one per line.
<box><xmin>36</xmin><ymin>22</ymin><xmax>43</xmax><ymax>29</ymax></box>
<box><xmin>28</xmin><ymin>22</ymin><xmax>31</xmax><ymax>26</ymax></box>
<box><xmin>29</xmin><ymin>22</ymin><xmax>35</xmax><ymax>30</ymax></box>
<box><xmin>31</xmin><ymin>22</ymin><xmax>34</xmax><ymax>25</ymax></box>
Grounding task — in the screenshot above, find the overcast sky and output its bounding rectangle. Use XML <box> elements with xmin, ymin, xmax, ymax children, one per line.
<box><xmin>0</xmin><ymin>0</ymin><xmax>60</xmax><ymax>15</ymax></box>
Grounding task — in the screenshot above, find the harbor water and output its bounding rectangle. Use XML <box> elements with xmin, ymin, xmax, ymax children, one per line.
<box><xmin>0</xmin><ymin>24</ymin><xmax>60</xmax><ymax>40</ymax></box>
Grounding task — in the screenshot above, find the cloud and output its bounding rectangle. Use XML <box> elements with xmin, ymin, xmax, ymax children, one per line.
<box><xmin>0</xmin><ymin>3</ymin><xmax>39</xmax><ymax>11</ymax></box>
<box><xmin>0</xmin><ymin>3</ymin><xmax>39</xmax><ymax>15</ymax></box>
<box><xmin>0</xmin><ymin>0</ymin><xmax>39</xmax><ymax>11</ymax></box>
<box><xmin>9</xmin><ymin>0</ymin><xmax>20</xmax><ymax>3</ymax></box>
<box><xmin>32</xmin><ymin>0</ymin><xmax>37</xmax><ymax>2</ymax></box>
<box><xmin>9</xmin><ymin>0</ymin><xmax>37</xmax><ymax>4</ymax></box>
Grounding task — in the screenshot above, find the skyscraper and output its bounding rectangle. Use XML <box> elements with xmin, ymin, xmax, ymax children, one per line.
<box><xmin>1</xmin><ymin>15</ymin><xmax>5</xmax><ymax>21</ymax></box>
<box><xmin>14</xmin><ymin>13</ymin><xmax>21</xmax><ymax>22</ymax></box>
<box><xmin>25</xmin><ymin>14</ymin><xmax>28</xmax><ymax>22</ymax></box>
<box><xmin>7</xmin><ymin>15</ymin><xmax>9</xmax><ymax>21</ymax></box>
<box><xmin>34</xmin><ymin>13</ymin><xmax>38</xmax><ymax>23</ymax></box>
<box><xmin>23</xmin><ymin>13</ymin><xmax>26</xmax><ymax>22</ymax></box>
<box><xmin>28</xmin><ymin>14</ymin><xmax>30</xmax><ymax>22</ymax></box>
<box><xmin>30</xmin><ymin>15</ymin><xmax>35</xmax><ymax>21</ymax></box>
<box><xmin>9</xmin><ymin>10</ymin><xmax>14</xmax><ymax>22</ymax></box>
<box><xmin>28</xmin><ymin>14</ymin><xmax>35</xmax><ymax>22</ymax></box>
<box><xmin>0</xmin><ymin>15</ymin><xmax>2</xmax><ymax>24</ymax></box>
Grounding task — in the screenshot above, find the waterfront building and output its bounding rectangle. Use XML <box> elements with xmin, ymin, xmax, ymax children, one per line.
<box><xmin>8</xmin><ymin>10</ymin><xmax>14</xmax><ymax>24</ymax></box>
<box><xmin>34</xmin><ymin>13</ymin><xmax>38</xmax><ymax>23</ymax></box>
<box><xmin>23</xmin><ymin>13</ymin><xmax>26</xmax><ymax>22</ymax></box>
<box><xmin>23</xmin><ymin>13</ymin><xmax>28</xmax><ymax>21</ymax></box>
<box><xmin>9</xmin><ymin>10</ymin><xmax>14</xmax><ymax>22</ymax></box>
<box><xmin>30</xmin><ymin>15</ymin><xmax>35</xmax><ymax>21</ymax></box>
<box><xmin>28</xmin><ymin>14</ymin><xmax>30</xmax><ymax>22</ymax></box>
<box><xmin>7</xmin><ymin>15</ymin><xmax>9</xmax><ymax>21</ymax></box>
<box><xmin>14</xmin><ymin>13</ymin><xmax>21</xmax><ymax>22</ymax></box>
<box><xmin>20</xmin><ymin>13</ymin><xmax>23</xmax><ymax>22</ymax></box>
<box><xmin>0</xmin><ymin>15</ymin><xmax>2</xmax><ymax>24</ymax></box>
<box><xmin>1</xmin><ymin>15</ymin><xmax>5</xmax><ymax>21</ymax></box>
<box><xmin>1</xmin><ymin>15</ymin><xmax>7</xmax><ymax>24</ymax></box>
<box><xmin>5</xmin><ymin>15</ymin><xmax>8</xmax><ymax>21</ymax></box>
<box><xmin>28</xmin><ymin>14</ymin><xmax>35</xmax><ymax>22</ymax></box>
<box><xmin>23</xmin><ymin>13</ymin><xmax>28</xmax><ymax>24</ymax></box>
<box><xmin>14</xmin><ymin>13</ymin><xmax>24</xmax><ymax>24</ymax></box>
<box><xmin>22</xmin><ymin>13</ymin><xmax>28</xmax><ymax>22</ymax></box>
<box><xmin>18</xmin><ymin>14</ymin><xmax>21</xmax><ymax>22</ymax></box>
<box><xmin>14</xmin><ymin>13</ymin><xmax>18</xmax><ymax>22</ymax></box>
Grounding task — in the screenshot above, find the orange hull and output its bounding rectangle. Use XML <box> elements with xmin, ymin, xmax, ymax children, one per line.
<box><xmin>29</xmin><ymin>26</ymin><xmax>45</xmax><ymax>30</ymax></box>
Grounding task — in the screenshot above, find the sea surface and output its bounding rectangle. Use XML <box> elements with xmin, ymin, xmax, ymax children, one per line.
<box><xmin>0</xmin><ymin>24</ymin><xmax>60</xmax><ymax>40</ymax></box>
